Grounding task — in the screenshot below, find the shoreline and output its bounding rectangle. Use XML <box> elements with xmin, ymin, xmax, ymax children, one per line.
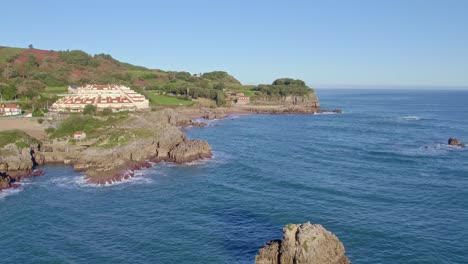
<box><xmin>1</xmin><ymin>105</ymin><xmax>331</xmax><ymax>191</ymax></box>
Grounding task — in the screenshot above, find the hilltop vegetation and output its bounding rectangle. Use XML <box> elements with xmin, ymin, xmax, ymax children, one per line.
<box><xmin>0</xmin><ymin>130</ymin><xmax>38</xmax><ymax>148</ymax></box>
<box><xmin>253</xmin><ymin>78</ymin><xmax>312</xmax><ymax>97</ymax></box>
<box><xmin>0</xmin><ymin>45</ymin><xmax>315</xmax><ymax>110</ymax></box>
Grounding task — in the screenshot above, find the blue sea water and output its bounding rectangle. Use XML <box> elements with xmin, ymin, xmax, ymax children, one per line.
<box><xmin>1</xmin><ymin>89</ymin><xmax>467</xmax><ymax>264</ymax></box>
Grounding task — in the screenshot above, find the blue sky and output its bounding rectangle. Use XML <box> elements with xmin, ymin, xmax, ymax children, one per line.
<box><xmin>2</xmin><ymin>0</ymin><xmax>468</xmax><ymax>88</ymax></box>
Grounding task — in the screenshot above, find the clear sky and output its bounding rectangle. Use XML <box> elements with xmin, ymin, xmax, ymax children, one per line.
<box><xmin>2</xmin><ymin>0</ymin><xmax>468</xmax><ymax>88</ymax></box>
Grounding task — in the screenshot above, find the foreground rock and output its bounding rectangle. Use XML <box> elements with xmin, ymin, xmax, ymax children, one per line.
<box><xmin>0</xmin><ymin>131</ymin><xmax>45</xmax><ymax>190</ymax></box>
<box><xmin>202</xmin><ymin>108</ymin><xmax>228</xmax><ymax>120</ymax></box>
<box><xmin>168</xmin><ymin>139</ymin><xmax>212</xmax><ymax>163</ymax></box>
<box><xmin>255</xmin><ymin>222</ymin><xmax>350</xmax><ymax>264</ymax></box>
<box><xmin>448</xmin><ymin>138</ymin><xmax>465</xmax><ymax>148</ymax></box>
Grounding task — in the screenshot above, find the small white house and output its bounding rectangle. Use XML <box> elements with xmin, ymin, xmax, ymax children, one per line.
<box><xmin>74</xmin><ymin>131</ymin><xmax>86</xmax><ymax>140</ymax></box>
<box><xmin>0</xmin><ymin>104</ymin><xmax>22</xmax><ymax>116</ymax></box>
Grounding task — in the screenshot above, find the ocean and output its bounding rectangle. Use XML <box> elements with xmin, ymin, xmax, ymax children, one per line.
<box><xmin>1</xmin><ymin>89</ymin><xmax>467</xmax><ymax>263</ymax></box>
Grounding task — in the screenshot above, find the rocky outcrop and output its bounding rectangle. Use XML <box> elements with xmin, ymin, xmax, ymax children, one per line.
<box><xmin>0</xmin><ymin>144</ymin><xmax>35</xmax><ymax>173</ymax></box>
<box><xmin>202</xmin><ymin>108</ymin><xmax>228</xmax><ymax>120</ymax></box>
<box><xmin>0</xmin><ymin>141</ymin><xmax>46</xmax><ymax>190</ymax></box>
<box><xmin>1</xmin><ymin>110</ymin><xmax>213</xmax><ymax>187</ymax></box>
<box><xmin>0</xmin><ymin>174</ymin><xmax>12</xmax><ymax>189</ymax></box>
<box><xmin>448</xmin><ymin>138</ymin><xmax>465</xmax><ymax>147</ymax></box>
<box><xmin>255</xmin><ymin>222</ymin><xmax>350</xmax><ymax>264</ymax></box>
<box><xmin>250</xmin><ymin>94</ymin><xmax>320</xmax><ymax>113</ymax></box>
<box><xmin>168</xmin><ymin>139</ymin><xmax>212</xmax><ymax>163</ymax></box>
<box><xmin>65</xmin><ymin>118</ymin><xmax>210</xmax><ymax>184</ymax></box>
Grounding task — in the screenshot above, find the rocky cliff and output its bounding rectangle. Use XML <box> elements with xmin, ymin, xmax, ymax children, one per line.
<box><xmin>0</xmin><ymin>131</ymin><xmax>45</xmax><ymax>189</ymax></box>
<box><xmin>0</xmin><ymin>110</ymin><xmax>212</xmax><ymax>189</ymax></box>
<box><xmin>255</xmin><ymin>222</ymin><xmax>349</xmax><ymax>264</ymax></box>
<box><xmin>241</xmin><ymin>94</ymin><xmax>320</xmax><ymax>114</ymax></box>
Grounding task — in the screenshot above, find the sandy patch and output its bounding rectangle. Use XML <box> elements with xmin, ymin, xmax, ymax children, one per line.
<box><xmin>0</xmin><ymin>118</ymin><xmax>46</xmax><ymax>139</ymax></box>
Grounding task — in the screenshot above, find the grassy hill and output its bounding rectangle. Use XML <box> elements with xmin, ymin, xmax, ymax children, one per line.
<box><xmin>0</xmin><ymin>46</ymin><xmax>314</xmax><ymax>112</ymax></box>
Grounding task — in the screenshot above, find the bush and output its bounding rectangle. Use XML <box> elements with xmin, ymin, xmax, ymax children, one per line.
<box><xmin>58</xmin><ymin>50</ymin><xmax>92</xmax><ymax>66</ymax></box>
<box><xmin>101</xmin><ymin>108</ymin><xmax>112</xmax><ymax>116</ymax></box>
<box><xmin>45</xmin><ymin>127</ymin><xmax>55</xmax><ymax>134</ymax></box>
<box><xmin>83</xmin><ymin>104</ymin><xmax>97</xmax><ymax>115</ymax></box>
<box><xmin>52</xmin><ymin>115</ymin><xmax>101</xmax><ymax>138</ymax></box>
<box><xmin>32</xmin><ymin>110</ymin><xmax>44</xmax><ymax>117</ymax></box>
<box><xmin>37</xmin><ymin>118</ymin><xmax>44</xmax><ymax>124</ymax></box>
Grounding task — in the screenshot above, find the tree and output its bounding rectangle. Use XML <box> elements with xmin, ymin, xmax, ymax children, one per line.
<box><xmin>101</xmin><ymin>108</ymin><xmax>113</xmax><ymax>116</ymax></box>
<box><xmin>28</xmin><ymin>55</ymin><xmax>38</xmax><ymax>67</ymax></box>
<box><xmin>58</xmin><ymin>50</ymin><xmax>92</xmax><ymax>66</ymax></box>
<box><xmin>215</xmin><ymin>91</ymin><xmax>226</xmax><ymax>106</ymax></box>
<box><xmin>213</xmin><ymin>82</ymin><xmax>226</xmax><ymax>90</ymax></box>
<box><xmin>83</xmin><ymin>104</ymin><xmax>97</xmax><ymax>115</ymax></box>
<box><xmin>28</xmin><ymin>44</ymin><xmax>34</xmax><ymax>49</ymax></box>
<box><xmin>2</xmin><ymin>84</ymin><xmax>17</xmax><ymax>100</ymax></box>
<box><xmin>2</xmin><ymin>66</ymin><xmax>18</xmax><ymax>80</ymax></box>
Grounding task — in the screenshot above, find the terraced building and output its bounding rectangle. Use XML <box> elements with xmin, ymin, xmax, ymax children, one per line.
<box><xmin>50</xmin><ymin>85</ymin><xmax>149</xmax><ymax>112</ymax></box>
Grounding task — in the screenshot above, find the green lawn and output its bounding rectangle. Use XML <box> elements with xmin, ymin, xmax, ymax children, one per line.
<box><xmin>0</xmin><ymin>130</ymin><xmax>36</xmax><ymax>148</ymax></box>
<box><xmin>45</xmin><ymin>86</ymin><xmax>68</xmax><ymax>93</ymax></box>
<box><xmin>147</xmin><ymin>94</ymin><xmax>194</xmax><ymax>106</ymax></box>
<box><xmin>41</xmin><ymin>86</ymin><xmax>68</xmax><ymax>98</ymax></box>
<box><xmin>0</xmin><ymin>47</ymin><xmax>24</xmax><ymax>64</ymax></box>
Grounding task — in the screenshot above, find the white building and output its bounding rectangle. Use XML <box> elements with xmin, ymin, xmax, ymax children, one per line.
<box><xmin>74</xmin><ymin>131</ymin><xmax>86</xmax><ymax>140</ymax></box>
<box><xmin>50</xmin><ymin>85</ymin><xmax>150</xmax><ymax>112</ymax></box>
<box><xmin>0</xmin><ymin>104</ymin><xmax>22</xmax><ymax>116</ymax></box>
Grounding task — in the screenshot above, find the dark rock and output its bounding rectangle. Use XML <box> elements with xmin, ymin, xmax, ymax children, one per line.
<box><xmin>448</xmin><ymin>138</ymin><xmax>465</xmax><ymax>147</ymax></box>
<box><xmin>0</xmin><ymin>174</ymin><xmax>12</xmax><ymax>190</ymax></box>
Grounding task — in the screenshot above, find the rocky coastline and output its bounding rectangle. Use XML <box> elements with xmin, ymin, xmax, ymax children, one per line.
<box><xmin>0</xmin><ymin>110</ymin><xmax>213</xmax><ymax>189</ymax></box>
<box><xmin>0</xmin><ymin>95</ymin><xmax>331</xmax><ymax>190</ymax></box>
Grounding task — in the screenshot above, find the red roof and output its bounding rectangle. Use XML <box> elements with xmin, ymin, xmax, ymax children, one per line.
<box><xmin>1</xmin><ymin>104</ymin><xmax>20</xmax><ymax>109</ymax></box>
<box><xmin>74</xmin><ymin>131</ymin><xmax>84</xmax><ymax>135</ymax></box>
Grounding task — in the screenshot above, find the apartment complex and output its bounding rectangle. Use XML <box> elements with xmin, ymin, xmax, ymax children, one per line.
<box><xmin>50</xmin><ymin>85</ymin><xmax>149</xmax><ymax>112</ymax></box>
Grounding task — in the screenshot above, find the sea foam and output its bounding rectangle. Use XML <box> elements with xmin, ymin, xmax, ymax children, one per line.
<box><xmin>401</xmin><ymin>115</ymin><xmax>422</xmax><ymax>121</ymax></box>
<box><xmin>0</xmin><ymin>187</ymin><xmax>23</xmax><ymax>200</ymax></box>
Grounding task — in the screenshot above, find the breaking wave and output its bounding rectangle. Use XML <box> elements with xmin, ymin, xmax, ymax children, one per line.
<box><xmin>401</xmin><ymin>115</ymin><xmax>422</xmax><ymax>121</ymax></box>
<box><xmin>49</xmin><ymin>171</ymin><xmax>154</xmax><ymax>189</ymax></box>
<box><xmin>0</xmin><ymin>187</ymin><xmax>23</xmax><ymax>200</ymax></box>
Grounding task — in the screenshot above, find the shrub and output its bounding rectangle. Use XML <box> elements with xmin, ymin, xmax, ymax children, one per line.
<box><xmin>32</xmin><ymin>110</ymin><xmax>44</xmax><ymax>117</ymax></box>
<box><xmin>45</xmin><ymin>127</ymin><xmax>55</xmax><ymax>134</ymax></box>
<box><xmin>101</xmin><ymin>108</ymin><xmax>113</xmax><ymax>116</ymax></box>
<box><xmin>37</xmin><ymin>118</ymin><xmax>44</xmax><ymax>124</ymax></box>
<box><xmin>58</xmin><ymin>50</ymin><xmax>92</xmax><ymax>66</ymax></box>
<box><xmin>52</xmin><ymin>115</ymin><xmax>101</xmax><ymax>138</ymax></box>
<box><xmin>83</xmin><ymin>104</ymin><xmax>97</xmax><ymax>115</ymax></box>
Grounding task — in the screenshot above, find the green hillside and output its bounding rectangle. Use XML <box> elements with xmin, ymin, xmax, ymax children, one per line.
<box><xmin>0</xmin><ymin>46</ymin><xmax>314</xmax><ymax>111</ymax></box>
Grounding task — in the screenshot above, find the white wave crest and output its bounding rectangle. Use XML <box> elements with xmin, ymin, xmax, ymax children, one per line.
<box><xmin>402</xmin><ymin>115</ymin><xmax>422</xmax><ymax>121</ymax></box>
<box><xmin>418</xmin><ymin>143</ymin><xmax>466</xmax><ymax>154</ymax></box>
<box><xmin>0</xmin><ymin>187</ymin><xmax>23</xmax><ymax>200</ymax></box>
<box><xmin>49</xmin><ymin>172</ymin><xmax>154</xmax><ymax>189</ymax></box>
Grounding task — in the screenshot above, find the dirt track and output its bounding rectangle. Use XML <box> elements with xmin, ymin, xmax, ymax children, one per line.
<box><xmin>0</xmin><ymin>118</ymin><xmax>46</xmax><ymax>139</ymax></box>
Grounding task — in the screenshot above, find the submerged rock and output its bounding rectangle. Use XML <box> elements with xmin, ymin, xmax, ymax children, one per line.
<box><xmin>448</xmin><ymin>138</ymin><xmax>465</xmax><ymax>148</ymax></box>
<box><xmin>255</xmin><ymin>222</ymin><xmax>350</xmax><ymax>264</ymax></box>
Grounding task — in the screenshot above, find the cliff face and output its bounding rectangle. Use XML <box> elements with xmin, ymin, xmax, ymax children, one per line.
<box><xmin>243</xmin><ymin>93</ymin><xmax>320</xmax><ymax>114</ymax></box>
<box><xmin>252</xmin><ymin>94</ymin><xmax>320</xmax><ymax>108</ymax></box>
<box><xmin>0</xmin><ymin>131</ymin><xmax>45</xmax><ymax>189</ymax></box>
<box><xmin>255</xmin><ymin>222</ymin><xmax>349</xmax><ymax>264</ymax></box>
<box><xmin>35</xmin><ymin>110</ymin><xmax>212</xmax><ymax>185</ymax></box>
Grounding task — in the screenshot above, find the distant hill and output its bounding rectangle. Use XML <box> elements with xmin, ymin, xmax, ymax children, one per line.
<box><xmin>0</xmin><ymin>46</ymin><xmax>315</xmax><ymax>112</ymax></box>
<box><xmin>0</xmin><ymin>47</ymin><xmax>242</xmax><ymax>87</ymax></box>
